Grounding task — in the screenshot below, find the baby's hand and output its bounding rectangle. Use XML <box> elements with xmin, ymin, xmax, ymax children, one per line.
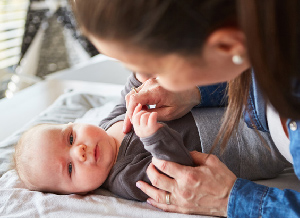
<box><xmin>132</xmin><ymin>103</ymin><xmax>163</xmax><ymax>138</ymax></box>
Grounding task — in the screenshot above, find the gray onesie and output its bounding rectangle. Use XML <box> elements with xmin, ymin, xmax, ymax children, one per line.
<box><xmin>100</xmin><ymin>74</ymin><xmax>201</xmax><ymax>201</ymax></box>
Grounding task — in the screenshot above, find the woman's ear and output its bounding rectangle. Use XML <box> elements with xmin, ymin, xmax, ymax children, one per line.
<box><xmin>206</xmin><ymin>28</ymin><xmax>247</xmax><ymax>58</ymax></box>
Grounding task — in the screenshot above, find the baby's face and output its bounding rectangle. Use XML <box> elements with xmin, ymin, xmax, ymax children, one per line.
<box><xmin>26</xmin><ymin>123</ymin><xmax>116</xmax><ymax>194</ymax></box>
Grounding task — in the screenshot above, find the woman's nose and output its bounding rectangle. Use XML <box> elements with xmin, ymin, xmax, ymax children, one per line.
<box><xmin>73</xmin><ymin>144</ymin><xmax>87</xmax><ymax>162</ymax></box>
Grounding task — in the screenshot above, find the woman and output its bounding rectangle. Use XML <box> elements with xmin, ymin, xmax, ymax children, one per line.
<box><xmin>71</xmin><ymin>0</ymin><xmax>300</xmax><ymax>217</ymax></box>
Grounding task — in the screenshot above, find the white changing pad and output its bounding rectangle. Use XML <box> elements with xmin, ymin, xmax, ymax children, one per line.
<box><xmin>2</xmin><ymin>170</ymin><xmax>203</xmax><ymax>218</ymax></box>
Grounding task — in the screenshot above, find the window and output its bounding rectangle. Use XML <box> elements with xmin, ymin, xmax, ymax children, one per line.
<box><xmin>0</xmin><ymin>0</ymin><xmax>29</xmax><ymax>69</ymax></box>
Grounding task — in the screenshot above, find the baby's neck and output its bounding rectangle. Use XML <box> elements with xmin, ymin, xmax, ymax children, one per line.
<box><xmin>106</xmin><ymin>121</ymin><xmax>126</xmax><ymax>163</ymax></box>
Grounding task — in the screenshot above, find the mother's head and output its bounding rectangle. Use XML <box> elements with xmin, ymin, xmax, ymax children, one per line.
<box><xmin>71</xmin><ymin>0</ymin><xmax>250</xmax><ymax>91</ymax></box>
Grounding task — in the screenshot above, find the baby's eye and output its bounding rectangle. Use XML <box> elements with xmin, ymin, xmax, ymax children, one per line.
<box><xmin>68</xmin><ymin>162</ymin><xmax>72</xmax><ymax>176</ymax></box>
<box><xmin>69</xmin><ymin>133</ymin><xmax>74</xmax><ymax>145</ymax></box>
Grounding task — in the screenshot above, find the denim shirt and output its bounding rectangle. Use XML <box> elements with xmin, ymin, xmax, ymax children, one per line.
<box><xmin>197</xmin><ymin>72</ymin><xmax>300</xmax><ymax>217</ymax></box>
<box><xmin>197</xmin><ymin>82</ymin><xmax>227</xmax><ymax>107</ymax></box>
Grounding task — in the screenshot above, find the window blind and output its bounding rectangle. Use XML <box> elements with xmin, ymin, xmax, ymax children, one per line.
<box><xmin>0</xmin><ymin>0</ymin><xmax>29</xmax><ymax>69</ymax></box>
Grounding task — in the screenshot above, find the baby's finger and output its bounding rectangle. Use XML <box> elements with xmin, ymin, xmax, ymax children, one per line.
<box><xmin>140</xmin><ymin>112</ymin><xmax>150</xmax><ymax>126</ymax></box>
<box><xmin>132</xmin><ymin>111</ymin><xmax>143</xmax><ymax>127</ymax></box>
<box><xmin>132</xmin><ymin>105</ymin><xmax>149</xmax><ymax>126</ymax></box>
<box><xmin>148</xmin><ymin>112</ymin><xmax>158</xmax><ymax>127</ymax></box>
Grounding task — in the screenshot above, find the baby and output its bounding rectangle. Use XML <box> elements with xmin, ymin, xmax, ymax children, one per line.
<box><xmin>14</xmin><ymin>73</ymin><xmax>201</xmax><ymax>201</ymax></box>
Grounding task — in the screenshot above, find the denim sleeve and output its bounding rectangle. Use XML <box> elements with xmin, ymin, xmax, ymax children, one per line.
<box><xmin>288</xmin><ymin>119</ymin><xmax>300</xmax><ymax>178</ymax></box>
<box><xmin>228</xmin><ymin>178</ymin><xmax>300</xmax><ymax>218</ymax></box>
<box><xmin>195</xmin><ymin>82</ymin><xmax>227</xmax><ymax>107</ymax></box>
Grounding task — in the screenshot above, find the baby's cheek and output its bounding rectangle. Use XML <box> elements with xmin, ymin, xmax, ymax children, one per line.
<box><xmin>80</xmin><ymin>171</ymin><xmax>100</xmax><ymax>190</ymax></box>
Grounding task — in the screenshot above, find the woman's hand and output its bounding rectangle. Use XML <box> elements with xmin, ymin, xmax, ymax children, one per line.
<box><xmin>136</xmin><ymin>151</ymin><xmax>237</xmax><ymax>217</ymax></box>
<box><xmin>123</xmin><ymin>78</ymin><xmax>201</xmax><ymax>133</ymax></box>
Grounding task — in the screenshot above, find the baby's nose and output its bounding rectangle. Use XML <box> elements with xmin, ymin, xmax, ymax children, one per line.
<box><xmin>74</xmin><ymin>144</ymin><xmax>87</xmax><ymax>162</ymax></box>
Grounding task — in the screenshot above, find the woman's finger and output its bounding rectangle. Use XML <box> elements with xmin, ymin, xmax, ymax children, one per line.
<box><xmin>151</xmin><ymin>157</ymin><xmax>187</xmax><ymax>180</ymax></box>
<box><xmin>146</xmin><ymin>161</ymin><xmax>176</xmax><ymax>192</ymax></box>
<box><xmin>147</xmin><ymin>198</ymin><xmax>181</xmax><ymax>213</ymax></box>
<box><xmin>126</xmin><ymin>93</ymin><xmax>150</xmax><ymax>119</ymax></box>
<box><xmin>136</xmin><ymin>180</ymin><xmax>174</xmax><ymax>205</ymax></box>
<box><xmin>133</xmin><ymin>103</ymin><xmax>142</xmax><ymax>116</ymax></box>
<box><xmin>125</xmin><ymin>87</ymin><xmax>138</xmax><ymax>111</ymax></box>
<box><xmin>132</xmin><ymin>104</ymin><xmax>143</xmax><ymax>126</ymax></box>
<box><xmin>123</xmin><ymin>102</ymin><xmax>142</xmax><ymax>133</ymax></box>
<box><xmin>123</xmin><ymin>115</ymin><xmax>132</xmax><ymax>133</ymax></box>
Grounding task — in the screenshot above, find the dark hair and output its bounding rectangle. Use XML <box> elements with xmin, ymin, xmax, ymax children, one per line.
<box><xmin>70</xmin><ymin>0</ymin><xmax>237</xmax><ymax>56</ymax></box>
<box><xmin>237</xmin><ymin>0</ymin><xmax>300</xmax><ymax>120</ymax></box>
<box><xmin>217</xmin><ymin>0</ymin><xmax>300</xmax><ymax>151</ymax></box>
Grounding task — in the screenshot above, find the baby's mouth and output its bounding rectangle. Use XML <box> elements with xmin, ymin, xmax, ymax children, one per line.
<box><xmin>95</xmin><ymin>145</ymin><xmax>99</xmax><ymax>163</ymax></box>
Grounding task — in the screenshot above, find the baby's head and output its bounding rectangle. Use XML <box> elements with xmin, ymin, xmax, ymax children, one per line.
<box><xmin>14</xmin><ymin>123</ymin><xmax>117</xmax><ymax>194</ymax></box>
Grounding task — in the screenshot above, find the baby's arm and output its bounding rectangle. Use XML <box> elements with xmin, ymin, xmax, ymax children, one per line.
<box><xmin>133</xmin><ymin>103</ymin><xmax>194</xmax><ymax>166</ymax></box>
<box><xmin>132</xmin><ymin>103</ymin><xmax>163</xmax><ymax>138</ymax></box>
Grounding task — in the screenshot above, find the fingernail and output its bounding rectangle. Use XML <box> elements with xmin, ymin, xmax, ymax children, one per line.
<box><xmin>147</xmin><ymin>199</ymin><xmax>152</xmax><ymax>205</ymax></box>
<box><xmin>136</xmin><ymin>182</ymin><xmax>141</xmax><ymax>189</ymax></box>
